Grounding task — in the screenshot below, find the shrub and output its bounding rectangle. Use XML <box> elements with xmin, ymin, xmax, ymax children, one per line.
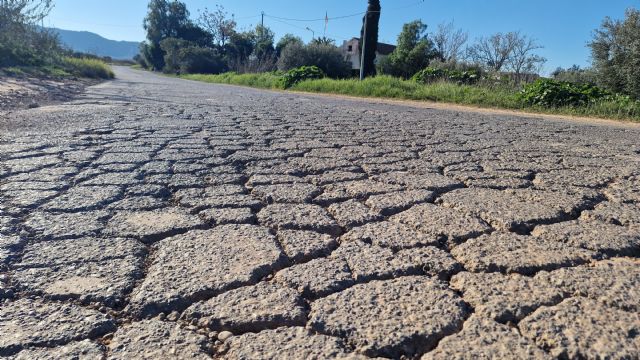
<box><xmin>177</xmin><ymin>46</ymin><xmax>226</xmax><ymax>74</ymax></box>
<box><xmin>376</xmin><ymin>20</ymin><xmax>440</xmax><ymax>78</ymax></box>
<box><xmin>160</xmin><ymin>37</ymin><xmax>193</xmax><ymax>73</ymax></box>
<box><xmin>552</xmin><ymin>65</ymin><xmax>598</xmax><ymax>85</ymax></box>
<box><xmin>281</xmin><ymin>66</ymin><xmax>325</xmax><ymax>89</ymax></box>
<box><xmin>61</xmin><ymin>57</ymin><xmax>115</xmax><ymax>79</ymax></box>
<box><xmin>590</xmin><ymin>8</ymin><xmax>640</xmax><ymax>99</ymax></box>
<box><xmin>519</xmin><ymin>78</ymin><xmax>610</xmax><ymax>107</ymax></box>
<box><xmin>277</xmin><ymin>42</ymin><xmax>351</xmax><ymax>79</ymax></box>
<box><xmin>412</xmin><ymin>67</ymin><xmax>480</xmax><ymax>85</ymax></box>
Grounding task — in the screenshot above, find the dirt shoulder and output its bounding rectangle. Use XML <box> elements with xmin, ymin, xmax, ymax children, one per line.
<box><xmin>0</xmin><ymin>75</ymin><xmax>102</xmax><ymax>111</ymax></box>
<box><xmin>282</xmin><ymin>90</ymin><xmax>640</xmax><ymax>129</ymax></box>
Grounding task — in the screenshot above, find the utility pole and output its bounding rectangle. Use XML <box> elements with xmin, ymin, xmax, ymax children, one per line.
<box><xmin>359</xmin><ymin>11</ymin><xmax>368</xmax><ymax>81</ymax></box>
<box><xmin>261</xmin><ymin>11</ymin><xmax>264</xmax><ymax>27</ymax></box>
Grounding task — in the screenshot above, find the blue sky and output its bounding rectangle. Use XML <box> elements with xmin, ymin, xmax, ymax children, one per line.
<box><xmin>46</xmin><ymin>0</ymin><xmax>638</xmax><ymax>73</ymax></box>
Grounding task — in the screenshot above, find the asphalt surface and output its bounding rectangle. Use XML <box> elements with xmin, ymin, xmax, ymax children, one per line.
<box><xmin>0</xmin><ymin>66</ymin><xmax>639</xmax><ymax>359</ymax></box>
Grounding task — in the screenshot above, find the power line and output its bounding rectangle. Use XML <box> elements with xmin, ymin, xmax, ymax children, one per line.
<box><xmin>265</xmin><ymin>11</ymin><xmax>364</xmax><ymax>23</ymax></box>
<box><xmin>264</xmin><ymin>0</ymin><xmax>425</xmax><ymax>23</ymax></box>
<box><xmin>268</xmin><ymin>16</ymin><xmax>350</xmax><ymax>42</ymax></box>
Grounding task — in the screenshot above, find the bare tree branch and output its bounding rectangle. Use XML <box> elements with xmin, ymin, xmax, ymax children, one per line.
<box><xmin>0</xmin><ymin>0</ymin><xmax>53</xmax><ymax>32</ymax></box>
<box><xmin>507</xmin><ymin>35</ymin><xmax>546</xmax><ymax>80</ymax></box>
<box><xmin>466</xmin><ymin>32</ymin><xmax>520</xmax><ymax>72</ymax></box>
<box><xmin>198</xmin><ymin>5</ymin><xmax>236</xmax><ymax>47</ymax></box>
<box><xmin>433</xmin><ymin>21</ymin><xmax>468</xmax><ymax>62</ymax></box>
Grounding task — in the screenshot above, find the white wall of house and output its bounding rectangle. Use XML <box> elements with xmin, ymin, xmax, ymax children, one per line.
<box><xmin>341</xmin><ymin>38</ymin><xmax>391</xmax><ymax>71</ymax></box>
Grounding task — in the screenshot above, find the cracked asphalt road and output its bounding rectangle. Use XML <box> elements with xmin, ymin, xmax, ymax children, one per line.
<box><xmin>1</xmin><ymin>66</ymin><xmax>639</xmax><ymax>359</ymax></box>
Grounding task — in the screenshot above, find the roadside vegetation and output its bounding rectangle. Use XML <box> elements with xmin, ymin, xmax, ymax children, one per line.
<box><xmin>0</xmin><ymin>0</ymin><xmax>114</xmax><ymax>79</ymax></box>
<box><xmin>137</xmin><ymin>0</ymin><xmax>640</xmax><ymax>122</ymax></box>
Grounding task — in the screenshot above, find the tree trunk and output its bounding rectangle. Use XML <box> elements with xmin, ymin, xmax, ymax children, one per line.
<box><xmin>360</xmin><ymin>0</ymin><xmax>380</xmax><ymax>78</ymax></box>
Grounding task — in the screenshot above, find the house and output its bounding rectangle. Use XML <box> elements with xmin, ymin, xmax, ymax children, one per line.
<box><xmin>341</xmin><ymin>37</ymin><xmax>396</xmax><ymax>72</ymax></box>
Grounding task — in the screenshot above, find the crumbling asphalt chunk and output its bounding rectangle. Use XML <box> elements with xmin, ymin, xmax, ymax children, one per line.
<box><xmin>0</xmin><ymin>299</ymin><xmax>116</xmax><ymax>356</ymax></box>
<box><xmin>451</xmin><ymin>232</ymin><xmax>595</xmax><ymax>275</ymax></box>
<box><xmin>257</xmin><ymin>203</ymin><xmax>341</xmax><ymax>236</ymax></box>
<box><xmin>440</xmin><ymin>188</ymin><xmax>599</xmax><ymax>233</ymax></box>
<box><xmin>533</xmin><ymin>258</ymin><xmax>640</xmax><ymax>312</ymax></box>
<box><xmin>181</xmin><ymin>282</ymin><xmax>306</xmax><ymax>332</ymax></box>
<box><xmin>219</xmin><ymin>327</ymin><xmax>362</xmax><ymax>359</ymax></box>
<box><xmin>308</xmin><ymin>276</ymin><xmax>469</xmax><ymax>358</ymax></box>
<box><xmin>519</xmin><ymin>297</ymin><xmax>640</xmax><ymax>359</ymax></box>
<box><xmin>8</xmin><ymin>340</ymin><xmax>105</xmax><ymax>360</ymax></box>
<box><xmin>129</xmin><ymin>225</ymin><xmax>286</xmax><ymax>317</ymax></box>
<box><xmin>390</xmin><ymin>203</ymin><xmax>491</xmax><ymax>245</ymax></box>
<box><xmin>531</xmin><ymin>220</ymin><xmax>640</xmax><ymax>256</ymax></box>
<box><xmin>104</xmin><ymin>208</ymin><xmax>205</xmax><ymax>243</ymax></box>
<box><xmin>450</xmin><ymin>271</ymin><xmax>564</xmax><ymax>323</ymax></box>
<box><xmin>108</xmin><ymin>320</ymin><xmax>211</xmax><ymax>359</ymax></box>
<box><xmin>422</xmin><ymin>315</ymin><xmax>551</xmax><ymax>360</ymax></box>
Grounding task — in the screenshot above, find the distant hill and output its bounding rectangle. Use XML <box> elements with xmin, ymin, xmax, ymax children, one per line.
<box><xmin>51</xmin><ymin>28</ymin><xmax>140</xmax><ymax>60</ymax></box>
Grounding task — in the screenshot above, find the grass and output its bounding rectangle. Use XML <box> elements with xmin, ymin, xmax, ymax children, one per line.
<box><xmin>1</xmin><ymin>65</ymin><xmax>71</xmax><ymax>77</ymax></box>
<box><xmin>175</xmin><ymin>72</ymin><xmax>640</xmax><ymax>122</ymax></box>
<box><xmin>181</xmin><ymin>72</ymin><xmax>282</xmax><ymax>89</ymax></box>
<box><xmin>1</xmin><ymin>57</ymin><xmax>114</xmax><ymax>79</ymax></box>
<box><xmin>60</xmin><ymin>57</ymin><xmax>114</xmax><ymax>79</ymax></box>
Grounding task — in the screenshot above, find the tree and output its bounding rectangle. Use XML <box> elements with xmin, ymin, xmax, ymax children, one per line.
<box><xmin>360</xmin><ymin>0</ymin><xmax>380</xmax><ymax>77</ymax></box>
<box><xmin>253</xmin><ymin>24</ymin><xmax>275</xmax><ymax>59</ymax></box>
<box><xmin>177</xmin><ymin>22</ymin><xmax>213</xmax><ymax>47</ymax></box>
<box><xmin>552</xmin><ymin>65</ymin><xmax>598</xmax><ymax>85</ymax></box>
<box><xmin>310</xmin><ymin>36</ymin><xmax>335</xmax><ymax>46</ymax></box>
<box><xmin>466</xmin><ymin>31</ymin><xmax>545</xmax><ymax>82</ymax></box>
<box><xmin>159</xmin><ymin>37</ymin><xmax>192</xmax><ymax>72</ymax></box>
<box><xmin>466</xmin><ymin>32</ymin><xmax>519</xmax><ymax>72</ymax></box>
<box><xmin>378</xmin><ymin>20</ymin><xmax>439</xmax><ymax>78</ymax></box>
<box><xmin>142</xmin><ymin>0</ymin><xmax>191</xmax><ymax>70</ymax></box>
<box><xmin>589</xmin><ymin>8</ymin><xmax>640</xmax><ymax>98</ymax></box>
<box><xmin>0</xmin><ymin>0</ymin><xmax>59</xmax><ymax>67</ymax></box>
<box><xmin>506</xmin><ymin>34</ymin><xmax>546</xmax><ymax>82</ymax></box>
<box><xmin>433</xmin><ymin>21</ymin><xmax>468</xmax><ymax>62</ymax></box>
<box><xmin>197</xmin><ymin>5</ymin><xmax>236</xmax><ymax>47</ymax></box>
<box><xmin>0</xmin><ymin>0</ymin><xmax>53</xmax><ymax>31</ymax></box>
<box><xmin>276</xmin><ymin>33</ymin><xmax>303</xmax><ymax>56</ymax></box>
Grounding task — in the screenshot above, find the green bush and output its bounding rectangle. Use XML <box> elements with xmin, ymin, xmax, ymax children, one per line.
<box><xmin>281</xmin><ymin>66</ymin><xmax>325</xmax><ymax>89</ymax></box>
<box><xmin>277</xmin><ymin>42</ymin><xmax>351</xmax><ymax>79</ymax></box>
<box><xmin>412</xmin><ymin>67</ymin><xmax>480</xmax><ymax>85</ymax></box>
<box><xmin>519</xmin><ymin>78</ymin><xmax>610</xmax><ymax>107</ymax></box>
<box><xmin>177</xmin><ymin>47</ymin><xmax>226</xmax><ymax>74</ymax></box>
<box><xmin>61</xmin><ymin>57</ymin><xmax>115</xmax><ymax>79</ymax></box>
<box><xmin>376</xmin><ymin>20</ymin><xmax>440</xmax><ymax>78</ymax></box>
<box><xmin>552</xmin><ymin>66</ymin><xmax>598</xmax><ymax>85</ymax></box>
<box><xmin>181</xmin><ymin>72</ymin><xmax>283</xmax><ymax>89</ymax></box>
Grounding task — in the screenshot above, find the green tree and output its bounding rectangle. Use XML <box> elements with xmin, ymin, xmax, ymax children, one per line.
<box><xmin>276</xmin><ymin>33</ymin><xmax>303</xmax><ymax>56</ymax></box>
<box><xmin>589</xmin><ymin>8</ymin><xmax>640</xmax><ymax>98</ymax></box>
<box><xmin>310</xmin><ymin>36</ymin><xmax>335</xmax><ymax>46</ymax></box>
<box><xmin>176</xmin><ymin>22</ymin><xmax>213</xmax><ymax>47</ymax></box>
<box><xmin>253</xmin><ymin>24</ymin><xmax>275</xmax><ymax>59</ymax></box>
<box><xmin>0</xmin><ymin>0</ymin><xmax>59</xmax><ymax>67</ymax></box>
<box><xmin>142</xmin><ymin>0</ymin><xmax>191</xmax><ymax>70</ymax></box>
<box><xmin>0</xmin><ymin>0</ymin><xmax>53</xmax><ymax>31</ymax></box>
<box><xmin>378</xmin><ymin>20</ymin><xmax>438</xmax><ymax>78</ymax></box>
<box><xmin>360</xmin><ymin>0</ymin><xmax>380</xmax><ymax>77</ymax></box>
<box><xmin>224</xmin><ymin>31</ymin><xmax>254</xmax><ymax>69</ymax></box>
<box><xmin>159</xmin><ymin>37</ymin><xmax>192</xmax><ymax>72</ymax></box>
<box><xmin>552</xmin><ymin>65</ymin><xmax>598</xmax><ymax>85</ymax></box>
<box><xmin>197</xmin><ymin>5</ymin><xmax>236</xmax><ymax>47</ymax></box>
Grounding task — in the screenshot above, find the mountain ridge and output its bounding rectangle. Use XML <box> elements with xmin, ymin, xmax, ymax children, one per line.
<box><xmin>51</xmin><ymin>28</ymin><xmax>140</xmax><ymax>60</ymax></box>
